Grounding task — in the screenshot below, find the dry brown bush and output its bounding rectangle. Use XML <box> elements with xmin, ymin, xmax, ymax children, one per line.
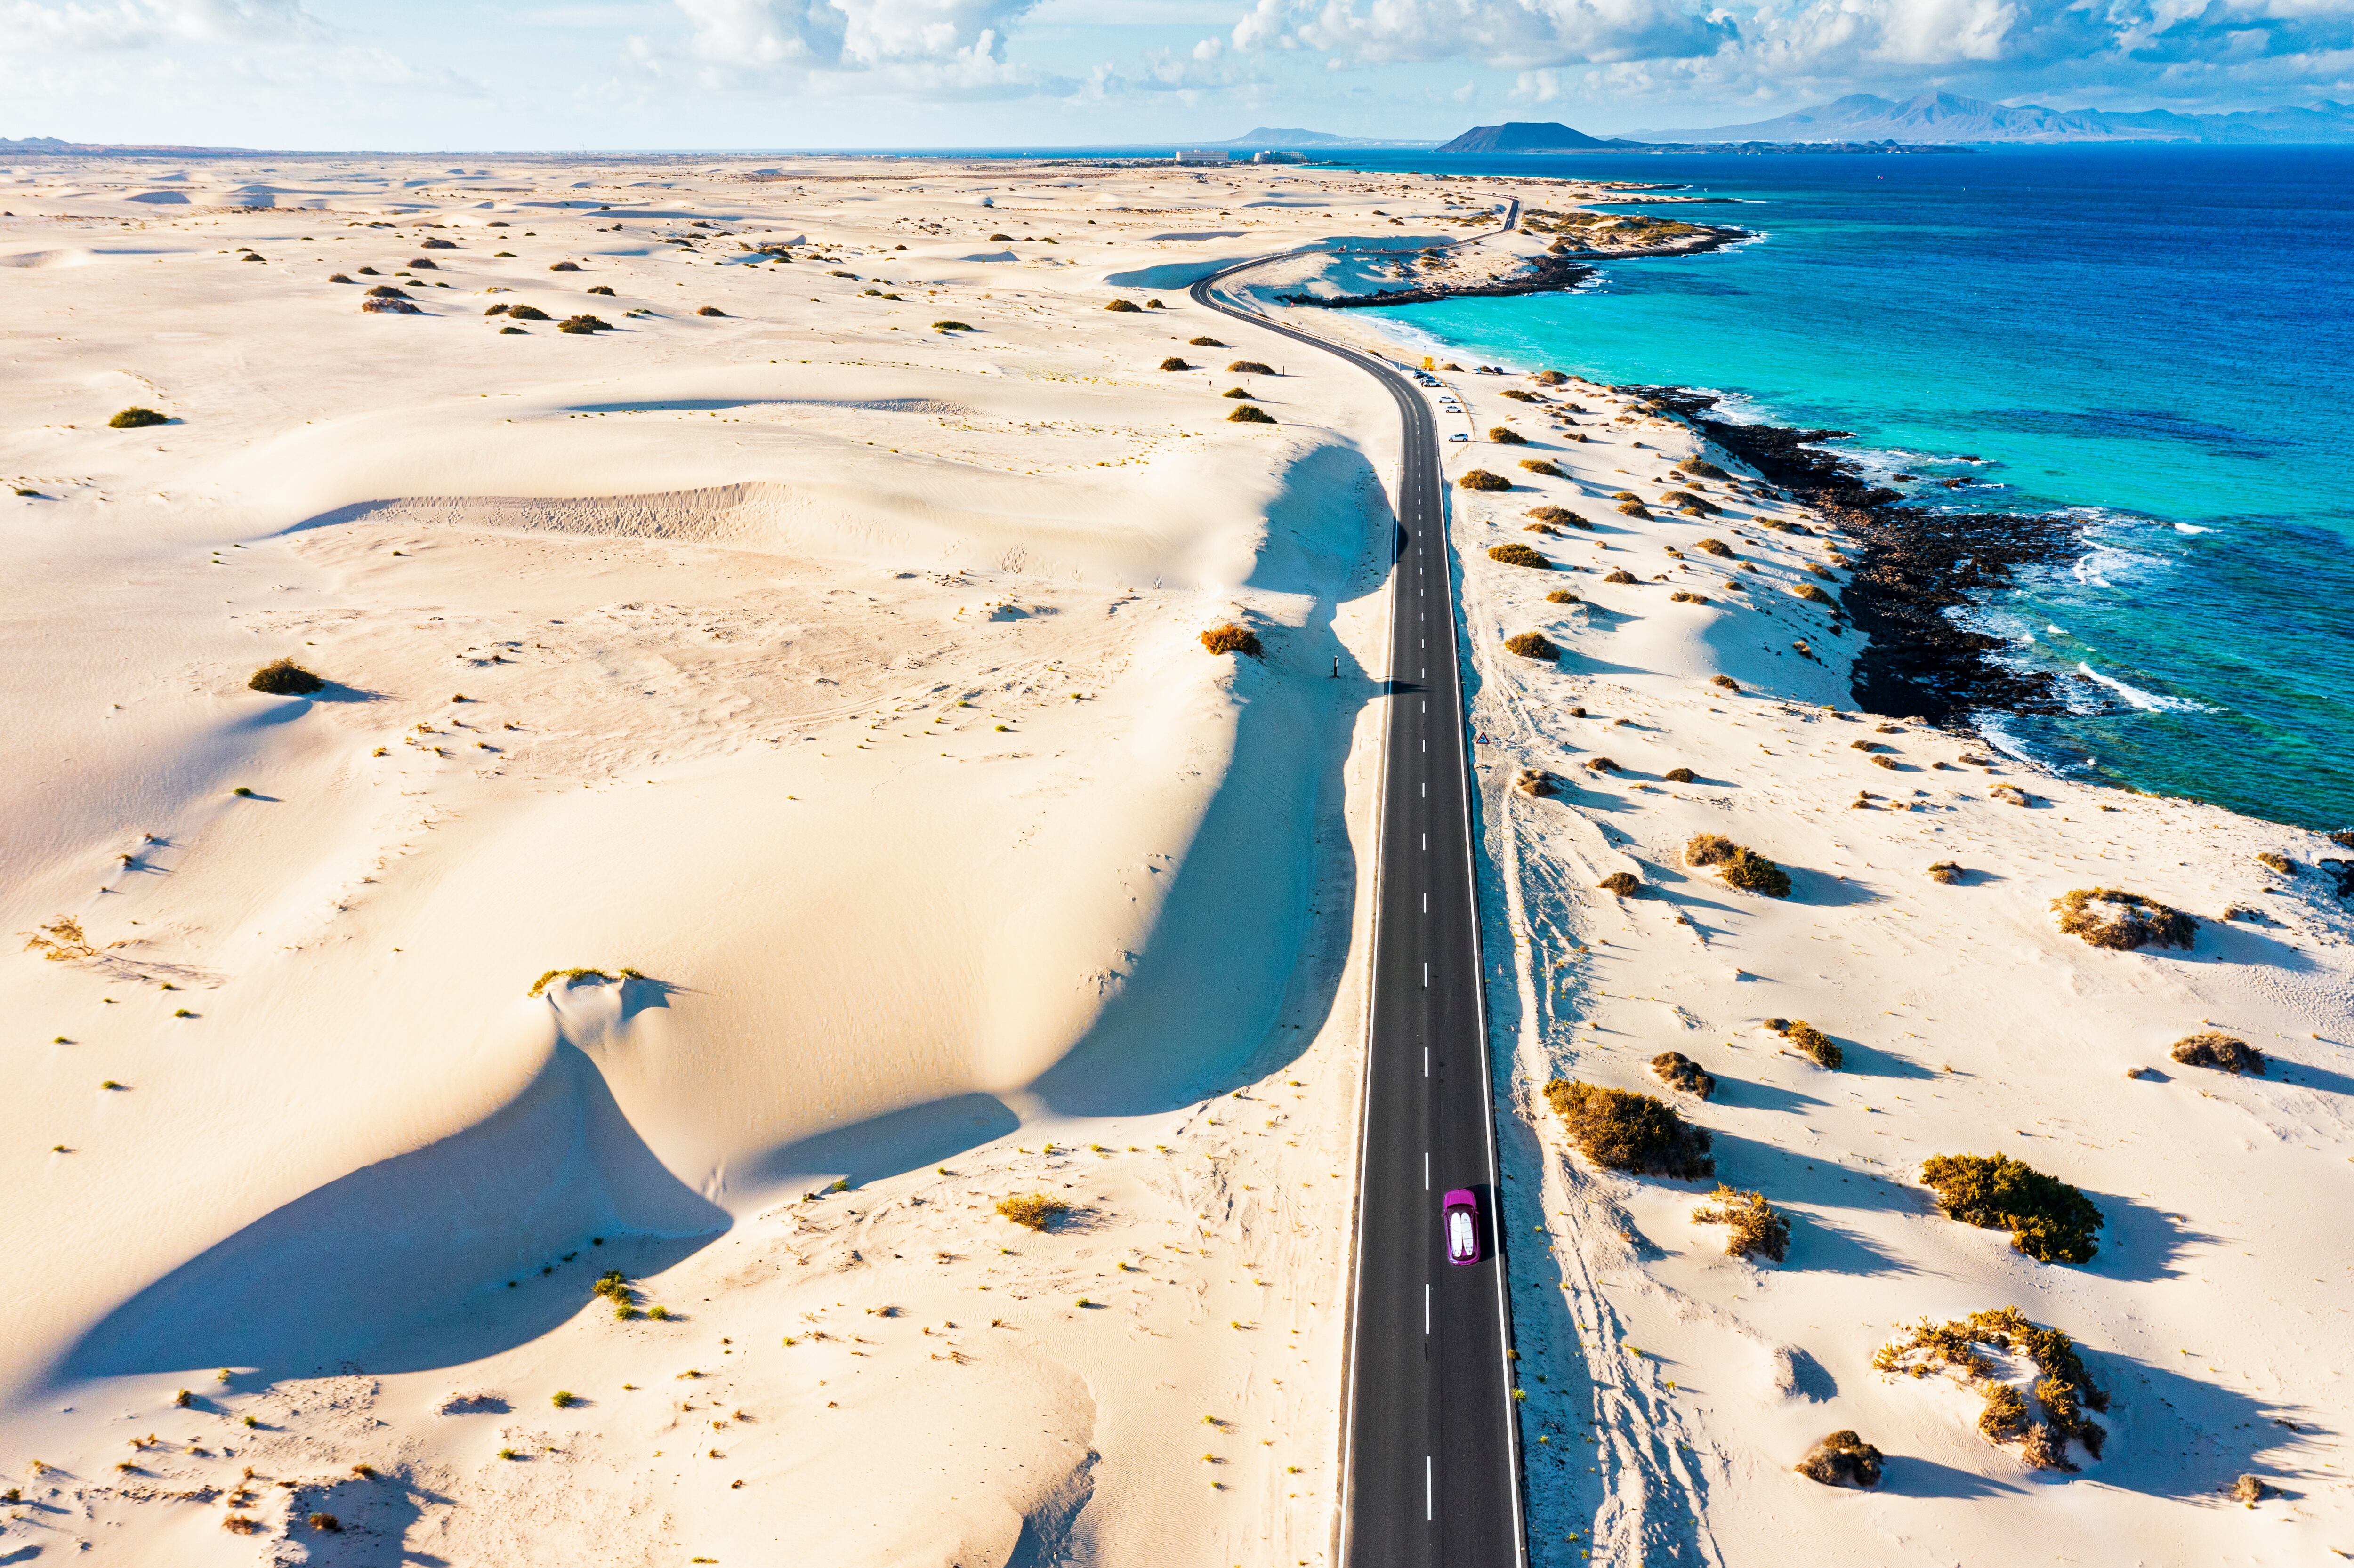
<box><xmin>1664</xmin><ymin>766</ymin><xmax>1694</xmax><ymax>782</ymax></box>
<box><xmin>1487</xmin><ymin>543</ymin><xmax>1550</xmax><ymax>569</ymax></box>
<box><xmin>1458</xmin><ymin>470</ymin><xmax>1510</xmax><ymax>492</ymax></box>
<box><xmin>1927</xmin><ymin>860</ymin><xmax>1964</xmax><ymax>883</ymax></box>
<box><xmin>1227</xmin><ymin>360</ymin><xmax>1274</xmax><ymax>374</ymax></box>
<box><xmin>1488</xmin><ymin>426</ymin><xmax>1528</xmax><ymax>445</ymax></box>
<box><xmin>1771</xmin><ymin>1018</ymin><xmax>1842</xmax><ymax>1069</ymax></box>
<box><xmin>248</xmin><ymin>657</ymin><xmax>324</xmax><ymax>696</ymax></box>
<box><xmin>1544</xmin><ymin>589</ymin><xmax>1578</xmax><ymax>604</ymax></box>
<box><xmin>1694</xmin><ymin>538</ymin><xmax>1733</xmax><ymax>557</ymax></box>
<box><xmin>1650</xmin><ymin>1050</ymin><xmax>1715</xmax><ymax>1098</ymax></box>
<box><xmin>1199</xmin><ymin>623</ymin><xmax>1263</xmax><ymax>657</ymax></box>
<box><xmin>1602</xmin><ymin>569</ymin><xmax>1637</xmax><ymax>584</ymax></box>
<box><xmin>1597</xmin><ymin>871</ymin><xmax>1641</xmax><ymax>896</ymax></box>
<box><xmin>1227</xmin><ymin>405</ymin><xmax>1275</xmax><ymax>424</ymax></box>
<box><xmin>2052</xmin><ymin>888</ymin><xmax>2195</xmax><ymax>950</ymax></box>
<box><xmin>1872</xmin><ymin>1307</ymin><xmax>2106</xmax><ymax>1469</ymax></box>
<box><xmin>2170</xmin><ymin>1031</ymin><xmax>2265</xmax><ymax>1075</ymax></box>
<box><xmin>1795</xmin><ymin>1430</ymin><xmax>1879</xmax><ymax>1488</ymax></box>
<box><xmin>995</xmin><ymin>1193</ymin><xmax>1069</xmax><ymax>1230</ymax></box>
<box><xmin>1518</xmin><ymin>459</ymin><xmax>1564</xmax><ymax>477</ymax></box>
<box><xmin>1503</xmin><ymin>630</ymin><xmax>1558</xmax><ymax>660</ymax></box>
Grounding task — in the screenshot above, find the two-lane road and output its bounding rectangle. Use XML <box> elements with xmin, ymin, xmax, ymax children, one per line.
<box><xmin>1191</xmin><ymin>201</ymin><xmax>1528</xmax><ymax>1568</ymax></box>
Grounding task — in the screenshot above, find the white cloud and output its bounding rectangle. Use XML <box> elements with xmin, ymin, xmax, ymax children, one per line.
<box><xmin>1230</xmin><ymin>0</ymin><xmax>1735</xmax><ymax>67</ymax></box>
<box><xmin>2</xmin><ymin>0</ymin><xmax>309</xmax><ymax>50</ymax></box>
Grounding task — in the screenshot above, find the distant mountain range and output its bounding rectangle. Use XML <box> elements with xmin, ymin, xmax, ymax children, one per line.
<box><xmin>1637</xmin><ymin>91</ymin><xmax>2354</xmax><ymax>144</ymax></box>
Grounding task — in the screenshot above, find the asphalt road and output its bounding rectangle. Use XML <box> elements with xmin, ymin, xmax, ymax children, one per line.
<box><xmin>1191</xmin><ymin>202</ymin><xmax>1528</xmax><ymax>1568</ymax></box>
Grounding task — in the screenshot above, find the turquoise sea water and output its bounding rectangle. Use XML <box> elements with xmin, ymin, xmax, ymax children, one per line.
<box><xmin>1329</xmin><ymin>146</ymin><xmax>2354</xmax><ymax>832</ymax></box>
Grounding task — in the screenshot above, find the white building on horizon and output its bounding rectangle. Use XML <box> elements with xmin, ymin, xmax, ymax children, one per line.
<box><xmin>1174</xmin><ymin>149</ymin><xmax>1231</xmax><ymax>165</ymax></box>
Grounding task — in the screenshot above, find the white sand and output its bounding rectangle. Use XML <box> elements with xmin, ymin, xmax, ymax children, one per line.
<box><xmin>3</xmin><ymin>155</ymin><xmax>2348</xmax><ymax>1567</ymax></box>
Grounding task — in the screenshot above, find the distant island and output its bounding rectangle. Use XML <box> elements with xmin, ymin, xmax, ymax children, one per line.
<box><xmin>1435</xmin><ymin>122</ymin><xmax>1611</xmax><ymax>154</ymax></box>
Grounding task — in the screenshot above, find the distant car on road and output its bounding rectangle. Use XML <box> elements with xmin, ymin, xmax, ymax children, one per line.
<box><xmin>1448</xmin><ymin>432</ymin><xmax>1469</xmax><ymax>442</ymax></box>
<box><xmin>1443</xmin><ymin>1188</ymin><xmax>1481</xmax><ymax>1266</ymax></box>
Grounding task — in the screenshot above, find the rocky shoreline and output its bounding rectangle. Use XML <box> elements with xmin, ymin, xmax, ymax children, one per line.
<box><xmin>1632</xmin><ymin>386</ymin><xmax>2085</xmax><ymax>728</ymax></box>
<box><xmin>1280</xmin><ymin>227</ymin><xmax>1750</xmax><ymax>311</ymax></box>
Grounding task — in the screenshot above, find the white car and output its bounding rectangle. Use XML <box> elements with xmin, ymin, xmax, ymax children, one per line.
<box><xmin>1448</xmin><ymin>432</ymin><xmax>1469</xmax><ymax>442</ymax></box>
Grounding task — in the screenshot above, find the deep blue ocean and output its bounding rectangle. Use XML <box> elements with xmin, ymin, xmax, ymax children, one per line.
<box><xmin>1321</xmin><ymin>145</ymin><xmax>2354</xmax><ymax>832</ymax></box>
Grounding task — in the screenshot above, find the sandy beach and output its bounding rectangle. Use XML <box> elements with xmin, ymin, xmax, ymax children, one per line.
<box><xmin>3</xmin><ymin>152</ymin><xmax>2349</xmax><ymax>1567</ymax></box>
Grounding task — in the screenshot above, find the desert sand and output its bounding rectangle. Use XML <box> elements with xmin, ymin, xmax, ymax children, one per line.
<box><xmin>2</xmin><ymin>153</ymin><xmax>2348</xmax><ymax>1568</ymax></box>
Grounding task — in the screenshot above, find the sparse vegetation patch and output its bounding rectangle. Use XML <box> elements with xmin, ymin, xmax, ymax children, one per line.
<box><xmin>1200</xmin><ymin>623</ymin><xmax>1262</xmax><ymax>658</ymax></box>
<box><xmin>248</xmin><ymin>657</ymin><xmax>324</xmax><ymax>696</ymax></box>
<box><xmin>1503</xmin><ymin>630</ymin><xmax>1557</xmax><ymax>660</ymax></box>
<box><xmin>1686</xmin><ymin>834</ymin><xmax>1790</xmax><ymax>898</ymax></box>
<box><xmin>1650</xmin><ymin>1050</ymin><xmax>1715</xmax><ymax>1098</ymax></box>
<box><xmin>1458</xmin><ymin>470</ymin><xmax>1510</xmax><ymax>492</ymax></box>
<box><xmin>109</xmin><ymin>407</ymin><xmax>168</xmax><ymax>429</ymax></box>
<box><xmin>1487</xmin><ymin>542</ymin><xmax>1549</xmax><ymax>569</ymax></box>
<box><xmin>1873</xmin><ymin>1307</ymin><xmax>2107</xmax><ymax>1469</ymax></box>
<box><xmin>995</xmin><ymin>1193</ymin><xmax>1069</xmax><ymax>1231</ymax></box>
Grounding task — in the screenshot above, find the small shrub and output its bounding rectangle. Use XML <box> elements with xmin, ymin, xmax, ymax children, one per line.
<box><xmin>1772</xmin><ymin>1018</ymin><xmax>1842</xmax><ymax>1070</ymax></box>
<box><xmin>1227</xmin><ymin>360</ymin><xmax>1274</xmax><ymax>375</ymax></box>
<box><xmin>1677</xmin><ymin>457</ymin><xmax>1729</xmax><ymax>480</ymax></box>
<box><xmin>2232</xmin><ymin>1474</ymin><xmax>2271</xmax><ymax>1504</ymax></box>
<box><xmin>223</xmin><ymin>1514</ymin><xmax>262</xmax><ymax>1533</ymax></box>
<box><xmin>1694</xmin><ymin>538</ymin><xmax>1733</xmax><ymax>558</ymax></box>
<box><xmin>1104</xmin><ymin>299</ymin><xmax>1141</xmax><ymax>312</ymax></box>
<box><xmin>2255</xmin><ymin>851</ymin><xmax>2293</xmax><ymax>876</ymax></box>
<box><xmin>1683</xmin><ymin>837</ymin><xmax>1790</xmax><ymax>898</ymax></box>
<box><xmin>528</xmin><ymin>967</ymin><xmax>615</xmax><ymax>997</ymax></box>
<box><xmin>1598</xmin><ymin>871</ymin><xmax>1641</xmax><ymax>897</ymax></box>
<box><xmin>1583</xmin><ymin>756</ymin><xmax>1617</xmax><ymax>773</ymax></box>
<box><xmin>550</xmin><ymin>261</ymin><xmax>581</xmax><ymax>271</ymax></box>
<box><xmin>1227</xmin><ymin>404</ymin><xmax>1274</xmax><ymax>424</ymax></box>
<box><xmin>1220</xmin><ymin>386</ymin><xmax>1249</xmax><ymax>398</ymax></box>
<box><xmin>696</xmin><ymin>306</ymin><xmax>726</xmax><ymax>317</ymax></box>
<box><xmin>1200</xmin><ymin>624</ymin><xmax>1262</xmax><ymax>658</ymax></box>
<box><xmin>1919</xmin><ymin>1153</ymin><xmax>2102</xmax><ymax>1263</ymax></box>
<box><xmin>507</xmin><ymin>304</ymin><xmax>551</xmax><ymax>321</ymax></box>
<box><xmin>1663</xmin><ymin>766</ymin><xmax>1694</xmax><ymax>782</ymax></box>
<box><xmin>1544</xmin><ymin>588</ymin><xmax>1578</xmax><ymax>604</ymax></box>
<box><xmin>1791</xmin><ymin>583</ymin><xmax>1837</xmax><ymax>607</ymax></box>
<box><xmin>248</xmin><ymin>657</ymin><xmax>324</xmax><ymax>696</ymax></box>
<box><xmin>500</xmin><ymin>325</ymin><xmax>527</xmax><ymax>334</ymax></box>
<box><xmin>1457</xmin><ymin>470</ymin><xmax>1510</xmax><ymax>491</ymax></box>
<box><xmin>363</xmin><ymin>296</ymin><xmax>423</xmax><ymax>314</ymax></box>
<box><xmin>329</xmin><ymin>272</ymin><xmax>355</xmax><ymax>284</ymax></box>
<box><xmin>1517</xmin><ymin>458</ymin><xmax>1564</xmax><ymax>477</ymax></box>
<box><xmin>1795</xmin><ymin>1429</ymin><xmax>1880</xmax><ymax>1488</ymax></box>
<box><xmin>1159</xmin><ymin>356</ymin><xmax>1191</xmax><ymax>371</ymax></box>
<box><xmin>1525</xmin><ymin>505</ymin><xmax>1583</xmax><ymax>527</ymax></box>
<box><xmin>2052</xmin><ymin>888</ymin><xmax>2194</xmax><ymax>951</ymax></box>
<box><xmin>1602</xmin><ymin>569</ymin><xmax>1637</xmax><ymax>584</ymax></box>
<box><xmin>1516</xmin><ymin>768</ymin><xmax>1560</xmax><ymax>797</ymax></box>
<box><xmin>1694</xmin><ymin>1186</ymin><xmax>1789</xmax><ymax>1262</ymax></box>
<box><xmin>2169</xmin><ymin>1031</ymin><xmax>2265</xmax><ymax>1075</ymax></box>
<box><xmin>1669</xmin><ymin>591</ymin><xmax>1708</xmax><ymax>605</ymax></box>
<box><xmin>110</xmin><ymin>406</ymin><xmax>169</xmax><ymax>429</ymax></box>
<box><xmin>1188</xmin><ymin>336</ymin><xmax>1225</xmax><ymax>346</ymax></box>
<box><xmin>996</xmin><ymin>1192</ymin><xmax>1069</xmax><ymax>1230</ymax></box>
<box><xmin>1650</xmin><ymin>1050</ymin><xmax>1714</xmax><ymax>1098</ymax></box>
<box><xmin>933</xmin><ymin>320</ymin><xmax>972</xmax><ymax>331</ymax></box>
<box><xmin>1542</xmin><ymin>1080</ymin><xmax>1713</xmax><ymax>1179</ymax></box>
<box><xmin>485</xmin><ymin>302</ymin><xmax>510</xmax><ymax>316</ymax></box>
<box><xmin>22</xmin><ymin>916</ymin><xmax>101</xmax><ymax>962</ymax></box>
<box><xmin>1488</xmin><ymin>426</ymin><xmax>1527</xmax><ymax>445</ymax></box>
<box><xmin>308</xmin><ymin>1512</ymin><xmax>342</xmax><ymax>1532</ymax></box>
<box><xmin>558</xmin><ymin>314</ymin><xmax>613</xmax><ymax>334</ymax></box>
<box><xmin>1503</xmin><ymin>631</ymin><xmax>1557</xmax><ymax>660</ymax></box>
<box><xmin>1709</xmin><ymin>674</ymin><xmax>1738</xmax><ymax>690</ymax></box>
<box><xmin>646</xmin><ymin>1305</ymin><xmax>670</xmax><ymax>1321</ymax></box>
<box><xmin>1487</xmin><ymin>542</ymin><xmax>1549</xmax><ymax>570</ymax></box>
<box><xmin>552</xmin><ymin>1390</ymin><xmax>577</xmax><ymax>1408</ymax></box>
<box><xmin>587</xmin><ymin>284</ymin><xmax>616</xmax><ymax>295</ymax></box>
<box><xmin>1616</xmin><ymin>499</ymin><xmax>1652</xmax><ymax>518</ymax></box>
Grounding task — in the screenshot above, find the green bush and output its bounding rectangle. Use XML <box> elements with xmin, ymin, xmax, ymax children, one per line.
<box><xmin>1227</xmin><ymin>405</ymin><xmax>1274</xmax><ymax>424</ymax></box>
<box><xmin>1678</xmin><ymin>457</ymin><xmax>1729</xmax><ymax>480</ymax></box>
<box><xmin>1486</xmin><ymin>543</ymin><xmax>1549</xmax><ymax>569</ymax></box>
<box><xmin>1488</xmin><ymin>426</ymin><xmax>1528</xmax><ymax>445</ymax></box>
<box><xmin>1650</xmin><ymin>1050</ymin><xmax>1714</xmax><ymax>1098</ymax></box>
<box><xmin>1542</xmin><ymin>1080</ymin><xmax>1713</xmax><ymax>1179</ymax></box>
<box><xmin>933</xmin><ymin>320</ymin><xmax>973</xmax><ymax>331</ymax></box>
<box><xmin>1688</xmin><ymin>833</ymin><xmax>1790</xmax><ymax>897</ymax></box>
<box><xmin>248</xmin><ymin>658</ymin><xmax>324</xmax><ymax>696</ymax></box>
<box><xmin>1503</xmin><ymin>630</ymin><xmax>1557</xmax><ymax>660</ymax></box>
<box><xmin>1694</xmin><ymin>538</ymin><xmax>1733</xmax><ymax>557</ymax></box>
<box><xmin>1227</xmin><ymin>360</ymin><xmax>1274</xmax><ymax>375</ymax></box>
<box><xmin>996</xmin><ymin>1193</ymin><xmax>1069</xmax><ymax>1230</ymax></box>
<box><xmin>1771</xmin><ymin>1018</ymin><xmax>1841</xmax><ymax>1069</ymax></box>
<box><xmin>1159</xmin><ymin>357</ymin><xmax>1191</xmax><ymax>371</ymax></box>
<box><xmin>695</xmin><ymin>306</ymin><xmax>727</xmax><ymax>317</ymax></box>
<box><xmin>1544</xmin><ymin>588</ymin><xmax>1578</xmax><ymax>604</ymax></box>
<box><xmin>110</xmin><ymin>407</ymin><xmax>169</xmax><ymax>429</ymax></box>
<box><xmin>507</xmin><ymin>304</ymin><xmax>551</xmax><ymax>322</ymax></box>
<box><xmin>1458</xmin><ymin>470</ymin><xmax>1510</xmax><ymax>492</ymax></box>
<box><xmin>1188</xmin><ymin>336</ymin><xmax>1224</xmax><ymax>346</ymax></box>
<box><xmin>1616</xmin><ymin>499</ymin><xmax>1652</xmax><ymax>518</ymax></box>
<box><xmin>1919</xmin><ymin>1153</ymin><xmax>2103</xmax><ymax>1263</ymax></box>
<box><xmin>1518</xmin><ymin>459</ymin><xmax>1564</xmax><ymax>477</ymax></box>
<box><xmin>1104</xmin><ymin>299</ymin><xmax>1141</xmax><ymax>312</ymax></box>
<box><xmin>558</xmin><ymin>314</ymin><xmax>613</xmax><ymax>334</ymax></box>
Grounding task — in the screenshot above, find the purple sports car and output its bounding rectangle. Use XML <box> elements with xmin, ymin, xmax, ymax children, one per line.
<box><xmin>1443</xmin><ymin>1188</ymin><xmax>1481</xmax><ymax>1266</ymax></box>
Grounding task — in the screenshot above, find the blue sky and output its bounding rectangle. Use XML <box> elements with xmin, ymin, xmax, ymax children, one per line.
<box><xmin>4</xmin><ymin>0</ymin><xmax>2350</xmax><ymax>149</ymax></box>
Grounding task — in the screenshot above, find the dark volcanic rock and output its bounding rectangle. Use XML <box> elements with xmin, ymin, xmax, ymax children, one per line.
<box><xmin>1628</xmin><ymin>386</ymin><xmax>2081</xmax><ymax>727</ymax></box>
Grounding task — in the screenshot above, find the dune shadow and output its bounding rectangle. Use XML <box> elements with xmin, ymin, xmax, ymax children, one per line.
<box><xmin>2090</xmin><ymin>1348</ymin><xmax>2290</xmax><ymax>1500</ymax></box>
<box><xmin>1703</xmin><ymin>1074</ymin><xmax>1825</xmax><ymax>1117</ymax></box>
<box><xmin>2187</xmin><ymin>919</ymin><xmax>2320</xmax><ymax>974</ymax></box>
<box><xmin>744</xmin><ymin>1092</ymin><xmax>1021</xmax><ymax>1193</ymax></box>
<box><xmin>2271</xmin><ymin>1056</ymin><xmax>2354</xmax><ymax>1097</ymax></box>
<box><xmin>294</xmin><ymin>682</ymin><xmax>394</xmax><ymax>706</ymax></box>
<box><xmin>1877</xmin><ymin>1454</ymin><xmax>2022</xmax><ymax>1500</ymax></box>
<box><xmin>2081</xmin><ymin>1188</ymin><xmax>2212</xmax><ymax>1284</ymax></box>
<box><xmin>1833</xmin><ymin>1037</ymin><xmax>1940</xmax><ymax>1080</ymax></box>
<box><xmin>1028</xmin><ymin>442</ymin><xmax>1386</xmax><ymax>1116</ymax></box>
<box><xmin>58</xmin><ymin>1043</ymin><xmax>727</xmax><ymax>1383</ymax></box>
<box><xmin>1780</xmin><ymin>867</ymin><xmax>1882</xmax><ymax>907</ymax></box>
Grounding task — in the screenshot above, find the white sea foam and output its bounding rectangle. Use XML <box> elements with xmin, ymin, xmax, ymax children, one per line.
<box><xmin>2074</xmin><ymin>662</ymin><xmax>2218</xmax><ymax>714</ymax></box>
<box><xmin>2175</xmin><ymin>522</ymin><xmax>2212</xmax><ymax>534</ymax></box>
